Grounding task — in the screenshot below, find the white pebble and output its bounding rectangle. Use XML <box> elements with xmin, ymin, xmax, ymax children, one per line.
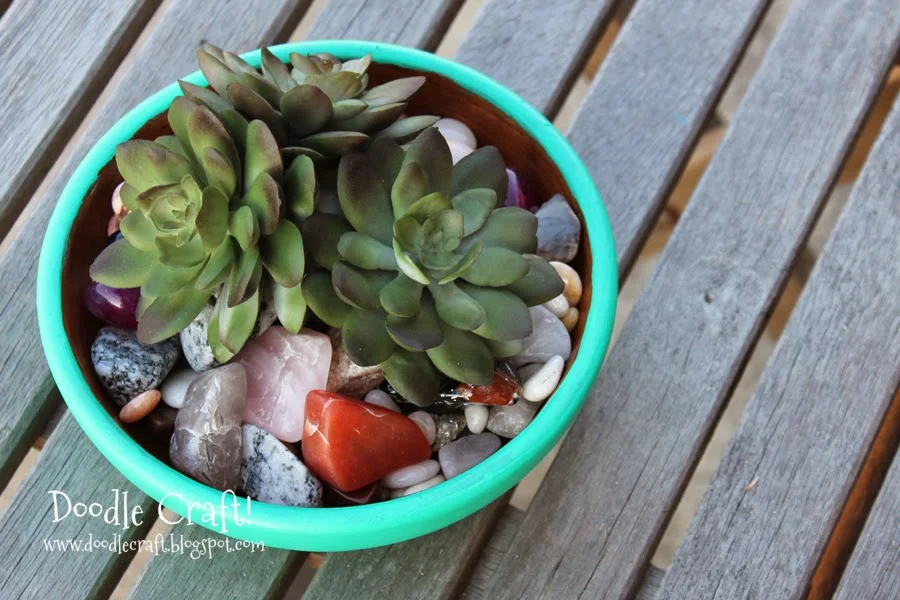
<box><xmin>435</xmin><ymin>118</ymin><xmax>476</xmax><ymax>149</ymax></box>
<box><xmin>364</xmin><ymin>389</ymin><xmax>400</xmax><ymax>412</ymax></box>
<box><xmin>543</xmin><ymin>294</ymin><xmax>569</xmax><ymax>318</ymax></box>
<box><xmin>464</xmin><ymin>404</ymin><xmax>489</xmax><ymax>434</ymax></box>
<box><xmin>448</xmin><ymin>140</ymin><xmax>473</xmax><ymax>165</ymax></box>
<box><xmin>408</xmin><ymin>411</ymin><xmax>436</xmax><ymax>445</ymax></box>
<box><xmin>391</xmin><ymin>474</ymin><xmax>446</xmax><ymax>498</ymax></box>
<box><xmin>160</xmin><ymin>368</ymin><xmax>200</xmax><ymax>409</ymax></box>
<box><xmin>551</xmin><ymin>261</ymin><xmax>583</xmax><ymax>306</ymax></box>
<box><xmin>522</xmin><ymin>355</ymin><xmax>565</xmax><ymax>402</ymax></box>
<box><xmin>111</xmin><ymin>181</ymin><xmax>128</xmax><ymax>219</ymax></box>
<box><xmin>382</xmin><ymin>459</ymin><xmax>440</xmax><ymax>489</ymax></box>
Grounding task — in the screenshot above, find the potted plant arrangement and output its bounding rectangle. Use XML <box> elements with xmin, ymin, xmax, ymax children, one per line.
<box><xmin>38</xmin><ymin>41</ymin><xmax>617</xmax><ymax>551</ymax></box>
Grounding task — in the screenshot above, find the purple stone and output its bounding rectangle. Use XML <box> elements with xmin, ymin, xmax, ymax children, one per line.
<box><xmin>505</xmin><ymin>168</ymin><xmax>530</xmax><ymax>209</ymax></box>
<box><xmin>84</xmin><ymin>282</ymin><xmax>139</xmax><ymax>329</ymax></box>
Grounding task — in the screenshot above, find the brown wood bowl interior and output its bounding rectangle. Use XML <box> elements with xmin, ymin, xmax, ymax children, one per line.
<box><xmin>61</xmin><ymin>62</ymin><xmax>593</xmax><ymax>463</ymax></box>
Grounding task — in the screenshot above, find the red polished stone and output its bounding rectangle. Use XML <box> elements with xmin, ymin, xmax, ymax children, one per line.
<box><xmin>456</xmin><ymin>369</ymin><xmax>518</xmax><ymax>406</ymax></box>
<box><xmin>303</xmin><ymin>391</ymin><xmax>432</xmax><ymax>492</ymax></box>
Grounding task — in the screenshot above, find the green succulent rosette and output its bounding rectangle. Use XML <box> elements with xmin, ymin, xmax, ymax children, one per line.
<box><xmin>301</xmin><ymin>128</ymin><xmax>564</xmax><ymax>406</ymax></box>
<box><xmin>90</xmin><ymin>97</ymin><xmax>315</xmax><ymax>358</ymax></box>
<box><xmin>181</xmin><ymin>44</ymin><xmax>438</xmax><ymax>162</ymax></box>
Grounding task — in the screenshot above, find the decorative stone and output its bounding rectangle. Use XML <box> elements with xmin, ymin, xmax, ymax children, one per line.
<box><xmin>235</xmin><ymin>327</ymin><xmax>331</xmax><ymax>443</ymax></box>
<box><xmin>382</xmin><ymin>459</ymin><xmax>441</xmax><ymax>489</ymax></box>
<box><xmin>432</xmin><ymin>412</ymin><xmax>466</xmax><ymax>451</ymax></box>
<box><xmin>561</xmin><ymin>307</ymin><xmax>579</xmax><ymax>332</ymax></box>
<box><xmin>391</xmin><ymin>474</ymin><xmax>446</xmax><ymax>498</ymax></box>
<box><xmin>439</xmin><ymin>432</ymin><xmax>501</xmax><ymax>479</ymax></box>
<box><xmin>326</xmin><ymin>328</ymin><xmax>385</xmax><ymax>397</ymax></box>
<box><xmin>455</xmin><ymin>367</ymin><xmax>519</xmax><ymax>406</ymax></box>
<box><xmin>435</xmin><ymin>117</ymin><xmax>476</xmax><ymax>148</ymax></box>
<box><xmin>465</xmin><ymin>404</ymin><xmax>489</xmax><ymax>434</ymax></box>
<box><xmin>324</xmin><ymin>481</ymin><xmax>382</xmax><ymax>506</ymax></box>
<box><xmin>551</xmin><ymin>261</ymin><xmax>583</xmax><ymax>305</ymax></box>
<box><xmin>511</xmin><ymin>306</ymin><xmax>572</xmax><ymax>367</ymax></box>
<box><xmin>146</xmin><ymin>404</ymin><xmax>178</xmax><ymax>438</ymax></box>
<box><xmin>170</xmin><ymin>364</ymin><xmax>246</xmax><ymax>490</ymax></box>
<box><xmin>535</xmin><ymin>194</ymin><xmax>580</xmax><ymax>263</ymax></box>
<box><xmin>448</xmin><ymin>140</ymin><xmax>473</xmax><ymax>165</ymax></box>
<box><xmin>543</xmin><ymin>294</ymin><xmax>569</xmax><ymax>318</ymax></box>
<box><xmin>522</xmin><ymin>355</ymin><xmax>564</xmax><ymax>402</ymax></box>
<box><xmin>365</xmin><ymin>389</ymin><xmax>400</xmax><ymax>412</ymax></box>
<box><xmin>180</xmin><ymin>296</ymin><xmax>278</xmax><ymax>372</ymax></box>
<box><xmin>241</xmin><ymin>424</ymin><xmax>322</xmax><ymax>507</ymax></box>
<box><xmin>487</xmin><ymin>400</ymin><xmax>538</xmax><ymax>438</ymax></box>
<box><xmin>119</xmin><ymin>390</ymin><xmax>161</xmax><ymax>423</ymax></box>
<box><xmin>408</xmin><ymin>411</ymin><xmax>436</xmax><ymax>445</ymax></box>
<box><xmin>303</xmin><ymin>391</ymin><xmax>431</xmax><ymax>492</ymax></box>
<box><xmin>517</xmin><ymin>363</ymin><xmax>542</xmax><ymax>381</ymax></box>
<box><xmin>111</xmin><ymin>181</ymin><xmax>128</xmax><ymax>219</ymax></box>
<box><xmin>91</xmin><ymin>327</ymin><xmax>179</xmax><ymax>406</ymax></box>
<box><xmin>160</xmin><ymin>368</ymin><xmax>200</xmax><ymax>409</ymax></box>
<box><xmin>505</xmin><ymin>168</ymin><xmax>528</xmax><ymax>208</ymax></box>
<box><xmin>84</xmin><ymin>282</ymin><xmax>139</xmax><ymax>329</ymax></box>
<box><xmin>107</xmin><ymin>215</ymin><xmax>120</xmax><ymax>237</ymax></box>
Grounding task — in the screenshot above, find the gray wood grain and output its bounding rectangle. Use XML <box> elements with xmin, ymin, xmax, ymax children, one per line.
<box><xmin>128</xmin><ymin>519</ymin><xmax>304</xmax><ymax>599</ymax></box>
<box><xmin>306</xmin><ymin>0</ymin><xmax>463</xmax><ymax>50</ymax></box>
<box><xmin>658</xmin><ymin>94</ymin><xmax>900</xmax><ymax>600</ymax></box>
<box><xmin>0</xmin><ymin>0</ymin><xmax>309</xmax><ymax>493</ymax></box>
<box><xmin>479</xmin><ymin>1</ymin><xmax>900</xmax><ymax>598</ymax></box>
<box><xmin>305</xmin><ymin>497</ymin><xmax>509</xmax><ymax>600</ymax></box>
<box><xmin>566</xmin><ymin>0</ymin><xmax>771</xmax><ymax>276</ymax></box>
<box><xmin>461</xmin><ymin>508</ymin><xmax>666</xmax><ymax>600</ymax></box>
<box><xmin>0</xmin><ymin>0</ymin><xmax>159</xmax><ymax>241</ymax></box>
<box><xmin>0</xmin><ymin>414</ymin><xmax>155</xmax><ymax>599</ymax></box>
<box><xmin>453</xmin><ymin>0</ymin><xmax>618</xmax><ymax>116</ymax></box>
<box><xmin>835</xmin><ymin>450</ymin><xmax>900</xmax><ymax>599</ymax></box>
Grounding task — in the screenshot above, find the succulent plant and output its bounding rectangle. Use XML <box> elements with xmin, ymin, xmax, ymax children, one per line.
<box><xmin>301</xmin><ymin>128</ymin><xmax>564</xmax><ymax>406</ymax></box>
<box><xmin>181</xmin><ymin>44</ymin><xmax>438</xmax><ymax>162</ymax></box>
<box><xmin>90</xmin><ymin>97</ymin><xmax>314</xmax><ymax>358</ymax></box>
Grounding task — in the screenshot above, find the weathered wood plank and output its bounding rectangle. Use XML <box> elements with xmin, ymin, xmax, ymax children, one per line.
<box><xmin>453</xmin><ymin>0</ymin><xmax>619</xmax><ymax>116</ymax></box>
<box><xmin>568</xmin><ymin>0</ymin><xmax>771</xmax><ymax>275</ymax></box>
<box><xmin>0</xmin><ymin>0</ymin><xmax>310</xmax><ymax>493</ymax></box>
<box><xmin>306</xmin><ymin>0</ymin><xmax>463</xmax><ymax>50</ymax></box>
<box><xmin>0</xmin><ymin>414</ymin><xmax>155</xmax><ymax>599</ymax></box>
<box><xmin>460</xmin><ymin>507</ymin><xmax>666</xmax><ymax>600</ymax></box>
<box><xmin>0</xmin><ymin>0</ymin><xmax>160</xmax><ymax>241</ymax></box>
<box><xmin>128</xmin><ymin>519</ymin><xmax>304</xmax><ymax>599</ymax></box>
<box><xmin>834</xmin><ymin>449</ymin><xmax>900</xmax><ymax>599</ymax></box>
<box><xmin>657</xmin><ymin>94</ymin><xmax>900</xmax><ymax>600</ymax></box>
<box><xmin>479</xmin><ymin>1</ymin><xmax>900</xmax><ymax>598</ymax></box>
<box><xmin>305</xmin><ymin>497</ymin><xmax>508</xmax><ymax>600</ymax></box>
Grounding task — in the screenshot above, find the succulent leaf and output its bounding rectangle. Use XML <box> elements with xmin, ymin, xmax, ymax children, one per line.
<box><xmin>425</xmin><ymin>323</ymin><xmax>494</xmax><ymax>385</ymax></box>
<box><xmin>338</xmin><ymin>232</ymin><xmax>397</xmax><ymax>270</ymax></box>
<box><xmin>337</xmin><ymin>153</ymin><xmax>394</xmax><ymax>245</ymax></box>
<box><xmin>450</xmin><ymin>146</ymin><xmax>507</xmax><ymax>206</ymax></box>
<box><xmin>505</xmin><ymin>254</ymin><xmax>566</xmax><ymax>305</ymax></box>
<box><xmin>305</xmin><ymin>71</ymin><xmax>363</xmax><ymax>102</ymax></box>
<box><xmin>273</xmin><ymin>281</ymin><xmax>307</xmax><ymax>334</ymax></box>
<box><xmin>300</xmin><ymin>131</ymin><xmax>369</xmax><ymax>157</ymax></box>
<box><xmin>240</xmin><ymin>172</ymin><xmax>283</xmax><ymax>235</ymax></box>
<box><xmin>226</xmin><ymin>83</ymin><xmax>285</xmax><ymax>142</ymax></box>
<box><xmin>402</xmin><ymin>127</ymin><xmax>452</xmax><ymax>196</ymax></box>
<box><xmin>379</xmin><ymin>273</ymin><xmax>424</xmax><ymax>317</ymax></box>
<box><xmin>332</xmin><ymin>260</ymin><xmax>382</xmax><ymax>310</ymax></box>
<box><xmin>429</xmin><ymin>280</ymin><xmax>485</xmax><ymax>330</ymax></box>
<box><xmin>119</xmin><ymin>211</ymin><xmax>158</xmax><ymax>252</ymax></box>
<box><xmin>459</xmin><ymin>246</ymin><xmax>529</xmax><ymax>287</ymax></box>
<box><xmin>280</xmin><ymin>84</ymin><xmax>334</xmax><ymax>139</ymax></box>
<box><xmin>451</xmin><ymin>188</ymin><xmax>496</xmax><ymax>236</ymax></box>
<box><xmin>301</xmin><ymin>271</ymin><xmax>350</xmax><ymax>327</ymax></box>
<box><xmin>89</xmin><ymin>239</ymin><xmax>156</xmax><ymax>288</ymax></box>
<box><xmin>386</xmin><ymin>298</ymin><xmax>442</xmax><ymax>351</ymax></box>
<box><xmin>361</xmin><ymin>77</ymin><xmax>425</xmax><ymax>108</ymax></box>
<box><xmin>373</xmin><ymin>115</ymin><xmax>441</xmax><ymax>144</ymax></box>
<box><xmin>457</xmin><ymin>206</ymin><xmax>538</xmax><ymax>254</ymax></box>
<box><xmin>259</xmin><ymin>220</ymin><xmax>305</xmax><ymax>288</ymax></box>
<box><xmin>485</xmin><ymin>338</ymin><xmax>525</xmax><ymax>358</ymax></box>
<box><xmin>367</xmin><ymin>137</ymin><xmax>405</xmax><ymax>193</ymax></box>
<box><xmin>137</xmin><ymin>286</ymin><xmax>212</xmax><ymax>345</ymax></box>
<box><xmin>391</xmin><ymin>161</ymin><xmax>430</xmax><ymax>218</ymax></box>
<box><xmin>227</xmin><ymin>247</ymin><xmax>262</xmax><ymax>306</ymax></box>
<box><xmin>300</xmin><ymin>212</ymin><xmax>352</xmax><ymax>270</ymax></box>
<box><xmin>196</xmin><ymin>186</ymin><xmax>230</xmax><ymax>249</ymax></box>
<box><xmin>116</xmin><ymin>140</ymin><xmax>193</xmax><ymax>193</ymax></box>
<box><xmin>393</xmin><ymin>239</ymin><xmax>430</xmax><ymax>285</ymax></box>
<box><xmin>460</xmin><ymin>284</ymin><xmax>533</xmax><ymax>341</ymax></box>
<box><xmin>217</xmin><ymin>286</ymin><xmax>259</xmax><ymax>353</ymax></box>
<box><xmin>331</xmin><ymin>98</ymin><xmax>368</xmax><ymax>120</ymax></box>
<box><xmin>261</xmin><ymin>47</ymin><xmax>296</xmax><ymax>91</ymax></box>
<box><xmin>229</xmin><ymin>205</ymin><xmax>260</xmax><ymax>251</ymax></box>
<box><xmin>381</xmin><ymin>349</ymin><xmax>441</xmax><ymax>407</ymax></box>
<box><xmin>244</xmin><ymin>119</ymin><xmax>283</xmax><ymax>190</ymax></box>
<box><xmin>332</xmin><ymin>103</ymin><xmax>406</xmax><ymax>133</ymax></box>
<box><xmin>283</xmin><ymin>155</ymin><xmax>317</xmax><ymax>220</ymax></box>
<box><xmin>142</xmin><ymin>261</ymin><xmax>205</xmax><ymax>297</ymax></box>
<box><xmin>435</xmin><ymin>241</ymin><xmax>483</xmax><ymax>284</ymax></box>
<box><xmin>207</xmin><ymin>300</ymin><xmax>235</xmax><ymax>364</ymax></box>
<box><xmin>195</xmin><ymin>240</ymin><xmax>235</xmax><ymax>289</ymax></box>
<box><xmin>197</xmin><ymin>50</ymin><xmax>242</xmax><ymax>97</ymax></box>
<box><xmin>342</xmin><ymin>308</ymin><xmax>395</xmax><ymax>366</ymax></box>
<box><xmin>156</xmin><ymin>235</ymin><xmax>207</xmax><ymax>268</ymax></box>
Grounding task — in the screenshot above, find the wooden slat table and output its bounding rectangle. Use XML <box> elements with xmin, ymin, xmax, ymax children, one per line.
<box><xmin>0</xmin><ymin>0</ymin><xmax>896</xmax><ymax>598</ymax></box>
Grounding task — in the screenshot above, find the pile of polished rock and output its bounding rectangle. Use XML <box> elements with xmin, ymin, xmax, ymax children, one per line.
<box><xmin>89</xmin><ymin>119</ymin><xmax>583</xmax><ymax>508</ymax></box>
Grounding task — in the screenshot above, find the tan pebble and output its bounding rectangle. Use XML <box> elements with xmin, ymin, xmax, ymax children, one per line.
<box><xmin>561</xmin><ymin>307</ymin><xmax>579</xmax><ymax>332</ymax></box>
<box><xmin>107</xmin><ymin>215</ymin><xmax>120</xmax><ymax>236</ymax></box>
<box><xmin>111</xmin><ymin>182</ymin><xmax>129</xmax><ymax>219</ymax></box>
<box><xmin>551</xmin><ymin>261</ymin><xmax>583</xmax><ymax>306</ymax></box>
<box><xmin>543</xmin><ymin>294</ymin><xmax>569</xmax><ymax>318</ymax></box>
<box><xmin>119</xmin><ymin>390</ymin><xmax>161</xmax><ymax>423</ymax></box>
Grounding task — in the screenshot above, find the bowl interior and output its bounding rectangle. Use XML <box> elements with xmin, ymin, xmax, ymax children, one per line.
<box><xmin>61</xmin><ymin>61</ymin><xmax>594</xmax><ymax>462</ymax></box>
<box><xmin>42</xmin><ymin>41</ymin><xmax>616</xmax><ymax>552</ymax></box>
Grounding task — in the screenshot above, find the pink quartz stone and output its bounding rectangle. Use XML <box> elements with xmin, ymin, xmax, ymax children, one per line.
<box><xmin>234</xmin><ymin>326</ymin><xmax>331</xmax><ymax>443</ymax></box>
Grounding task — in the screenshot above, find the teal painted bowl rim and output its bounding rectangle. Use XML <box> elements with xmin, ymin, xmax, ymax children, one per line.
<box><xmin>37</xmin><ymin>41</ymin><xmax>617</xmax><ymax>551</ymax></box>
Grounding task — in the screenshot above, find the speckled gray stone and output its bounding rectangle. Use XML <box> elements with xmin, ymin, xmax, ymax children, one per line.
<box><xmin>439</xmin><ymin>432</ymin><xmax>501</xmax><ymax>479</ymax></box>
<box><xmin>91</xmin><ymin>327</ymin><xmax>179</xmax><ymax>406</ymax></box>
<box><xmin>241</xmin><ymin>424</ymin><xmax>322</xmax><ymax>507</ymax></box>
<box><xmin>170</xmin><ymin>364</ymin><xmax>246</xmax><ymax>491</ymax></box>
<box><xmin>432</xmin><ymin>412</ymin><xmax>467</xmax><ymax>451</ymax></box>
<box><xmin>180</xmin><ymin>296</ymin><xmax>278</xmax><ymax>372</ymax></box>
<box><xmin>535</xmin><ymin>194</ymin><xmax>580</xmax><ymax>262</ymax></box>
<box><xmin>487</xmin><ymin>400</ymin><xmax>538</xmax><ymax>438</ymax></box>
<box><xmin>510</xmin><ymin>306</ymin><xmax>572</xmax><ymax>367</ymax></box>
